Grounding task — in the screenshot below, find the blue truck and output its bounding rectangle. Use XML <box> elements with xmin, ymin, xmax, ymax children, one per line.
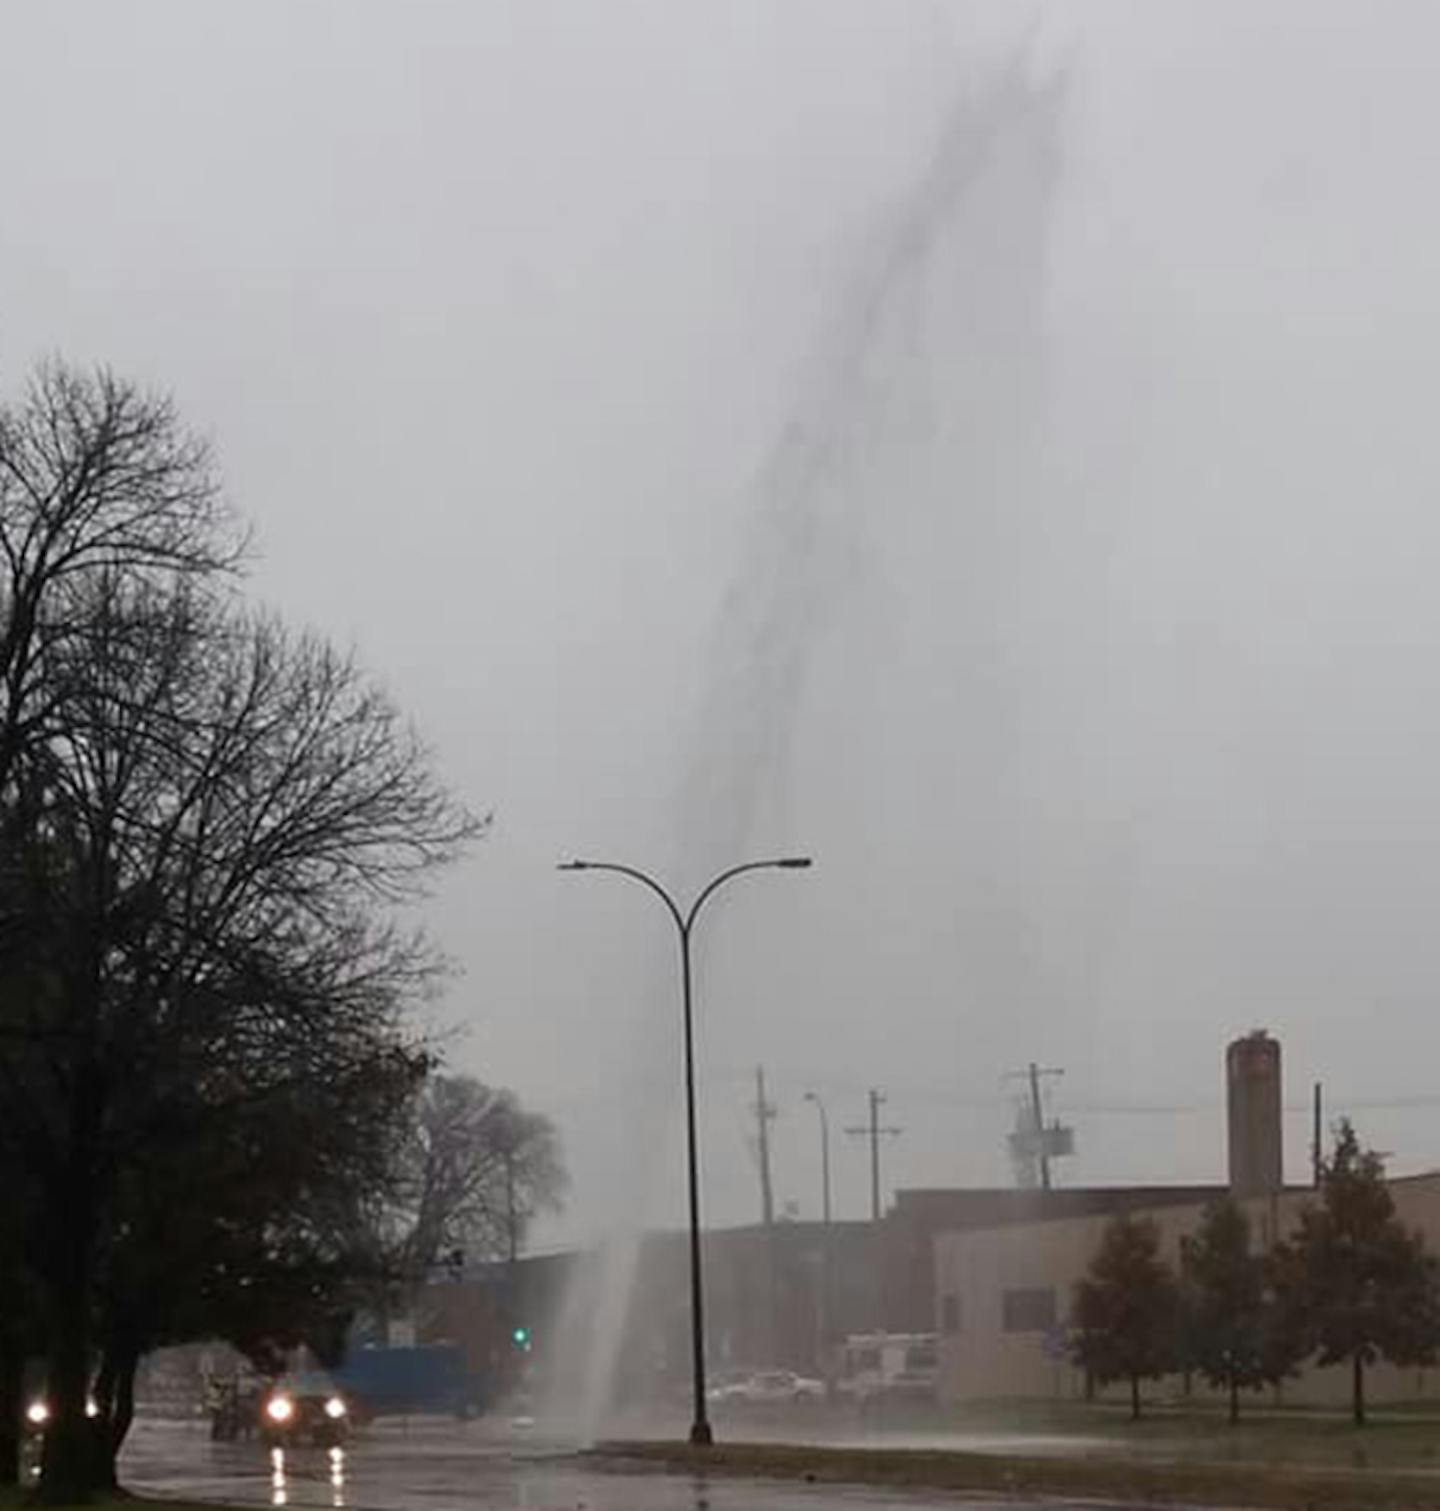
<box><xmin>331</xmin><ymin>1344</ymin><xmax>490</xmax><ymax>1421</ymax></box>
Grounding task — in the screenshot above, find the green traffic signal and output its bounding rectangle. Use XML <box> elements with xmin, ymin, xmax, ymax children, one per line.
<box><xmin>511</xmin><ymin>1325</ymin><xmax>530</xmax><ymax>1349</ymax></box>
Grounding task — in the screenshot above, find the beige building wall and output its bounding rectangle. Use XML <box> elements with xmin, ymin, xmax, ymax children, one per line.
<box><xmin>935</xmin><ymin>1173</ymin><xmax>1440</xmax><ymax>1408</ymax></box>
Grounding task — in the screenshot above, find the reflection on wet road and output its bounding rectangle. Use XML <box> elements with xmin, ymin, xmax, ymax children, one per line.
<box><xmin>121</xmin><ymin>1417</ymin><xmax>1092</xmax><ymax>1511</ymax></box>
<box><xmin>268</xmin><ymin>1444</ymin><xmax>348</xmax><ymax>1508</ymax></box>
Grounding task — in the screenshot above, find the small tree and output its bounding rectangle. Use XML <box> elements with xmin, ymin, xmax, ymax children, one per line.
<box><xmin>1275</xmin><ymin>1120</ymin><xmax>1440</xmax><ymax>1425</ymax></box>
<box><xmin>1070</xmin><ymin>1214</ymin><xmax>1179</xmax><ymax>1419</ymax></box>
<box><xmin>1182</xmin><ymin>1197</ymin><xmax>1294</xmax><ymax>1423</ymax></box>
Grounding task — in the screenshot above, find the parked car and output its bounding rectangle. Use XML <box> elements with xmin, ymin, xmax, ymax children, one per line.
<box><xmin>705</xmin><ymin>1370</ymin><xmax>748</xmax><ymax>1404</ymax></box>
<box><xmin>709</xmin><ymin>1369</ymin><xmax>825</xmax><ymax>1405</ymax></box>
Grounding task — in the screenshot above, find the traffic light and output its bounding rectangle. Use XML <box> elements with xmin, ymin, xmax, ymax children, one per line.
<box><xmin>511</xmin><ymin>1325</ymin><xmax>531</xmax><ymax>1352</ymax></box>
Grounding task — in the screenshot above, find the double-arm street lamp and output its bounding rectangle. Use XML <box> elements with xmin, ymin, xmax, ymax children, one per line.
<box><xmin>558</xmin><ymin>855</ymin><xmax>813</xmax><ymax>1446</ymax></box>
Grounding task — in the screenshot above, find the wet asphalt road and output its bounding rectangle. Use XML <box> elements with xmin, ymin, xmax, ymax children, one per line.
<box><xmin>117</xmin><ymin>1416</ymin><xmax>1109</xmax><ymax>1511</ymax></box>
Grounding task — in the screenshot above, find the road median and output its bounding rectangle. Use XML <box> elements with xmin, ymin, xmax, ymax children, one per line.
<box><xmin>591</xmin><ymin>1437</ymin><xmax>1440</xmax><ymax>1507</ymax></box>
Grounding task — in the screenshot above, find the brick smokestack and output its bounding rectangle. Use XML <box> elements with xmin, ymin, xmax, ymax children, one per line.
<box><xmin>1226</xmin><ymin>1031</ymin><xmax>1283</xmax><ymax>1198</ymax></box>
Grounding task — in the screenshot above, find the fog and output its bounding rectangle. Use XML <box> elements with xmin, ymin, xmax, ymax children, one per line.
<box><xmin>6</xmin><ymin>2</ymin><xmax>1440</xmax><ymax>1246</ymax></box>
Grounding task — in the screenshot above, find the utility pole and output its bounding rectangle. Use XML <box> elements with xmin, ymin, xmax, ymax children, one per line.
<box><xmin>1028</xmin><ymin>1064</ymin><xmax>1049</xmax><ymax>1191</ymax></box>
<box><xmin>504</xmin><ymin>1148</ymin><xmax>518</xmax><ymax>1267</ymax></box>
<box><xmin>1312</xmin><ymin>1082</ymin><xmax>1324</xmax><ymax>1187</ymax></box>
<box><xmin>754</xmin><ymin>1066</ymin><xmax>777</xmax><ymax>1228</ymax></box>
<box><xmin>846</xmin><ymin>1089</ymin><xmax>901</xmax><ymax>1222</ymax></box>
<box><xmin>1006</xmin><ymin>1063</ymin><xmax>1066</xmax><ymax>1190</ymax></box>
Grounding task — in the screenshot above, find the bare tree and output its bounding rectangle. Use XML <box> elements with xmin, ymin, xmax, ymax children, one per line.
<box><xmin>0</xmin><ymin>362</ymin><xmax>242</xmax><ymax>1493</ymax></box>
<box><xmin>91</xmin><ymin>1030</ymin><xmax>425</xmax><ymax>1457</ymax></box>
<box><xmin>366</xmin><ymin>1075</ymin><xmax>567</xmax><ymax>1294</ymax></box>
<box><xmin>0</xmin><ymin>362</ymin><xmax>244</xmax><ymax>792</ymax></box>
<box><xmin>0</xmin><ymin>560</ymin><xmax>481</xmax><ymax>1498</ymax></box>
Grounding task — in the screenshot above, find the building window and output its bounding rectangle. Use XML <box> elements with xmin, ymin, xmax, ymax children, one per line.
<box><xmin>941</xmin><ymin>1295</ymin><xmax>962</xmax><ymax>1336</ymax></box>
<box><xmin>1002</xmin><ymin>1287</ymin><xmax>1057</xmax><ymax>1334</ymax></box>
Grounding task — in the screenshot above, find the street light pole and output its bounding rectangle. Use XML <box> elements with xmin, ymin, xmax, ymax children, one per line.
<box><xmin>803</xmin><ymin>1091</ymin><xmax>833</xmax><ymax>1382</ymax></box>
<box><xmin>803</xmin><ymin>1091</ymin><xmax>831</xmax><ymax>1227</ymax></box>
<box><xmin>559</xmin><ymin>855</ymin><xmax>812</xmax><ymax>1447</ymax></box>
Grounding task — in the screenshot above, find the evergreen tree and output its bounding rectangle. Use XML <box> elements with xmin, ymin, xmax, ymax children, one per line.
<box><xmin>1276</xmin><ymin>1120</ymin><xmax>1440</xmax><ymax>1425</ymax></box>
<box><xmin>1182</xmin><ymin>1197</ymin><xmax>1295</xmax><ymax>1422</ymax></box>
<box><xmin>1070</xmin><ymin>1214</ymin><xmax>1179</xmax><ymax>1419</ymax></box>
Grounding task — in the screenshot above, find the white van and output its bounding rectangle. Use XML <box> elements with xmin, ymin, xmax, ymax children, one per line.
<box><xmin>839</xmin><ymin>1332</ymin><xmax>939</xmax><ymax>1401</ymax></box>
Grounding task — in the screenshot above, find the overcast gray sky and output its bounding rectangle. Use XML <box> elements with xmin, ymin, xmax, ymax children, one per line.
<box><xmin>6</xmin><ymin>2</ymin><xmax>1440</xmax><ymax>1245</ymax></box>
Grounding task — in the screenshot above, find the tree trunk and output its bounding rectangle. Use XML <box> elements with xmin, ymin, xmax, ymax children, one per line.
<box><xmin>40</xmin><ymin>1287</ymin><xmax>93</xmax><ymax>1504</ymax></box>
<box><xmin>85</xmin><ymin>1350</ymin><xmax>119</xmax><ymax>1493</ymax></box>
<box><xmin>40</xmin><ymin>1140</ymin><xmax>101</xmax><ymax>1502</ymax></box>
<box><xmin>91</xmin><ymin>1351</ymin><xmax>116</xmax><ymax>1423</ymax></box>
<box><xmin>1229</xmin><ymin>1372</ymin><xmax>1239</xmax><ymax>1426</ymax></box>
<box><xmin>1130</xmin><ymin>1374</ymin><xmax>1141</xmax><ymax>1420</ymax></box>
<box><xmin>0</xmin><ymin>1341</ymin><xmax>22</xmax><ymax>1486</ymax></box>
<box><xmin>108</xmin><ymin>1343</ymin><xmax>141</xmax><ymax>1465</ymax></box>
<box><xmin>1352</xmin><ymin>1352</ymin><xmax>1366</xmax><ymax>1427</ymax></box>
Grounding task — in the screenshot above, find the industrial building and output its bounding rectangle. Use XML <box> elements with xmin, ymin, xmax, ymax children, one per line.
<box><xmin>417</xmin><ymin>1029</ymin><xmax>1440</xmax><ymax>1414</ymax></box>
<box><xmin>932</xmin><ymin>1030</ymin><xmax>1440</xmax><ymax>1408</ymax></box>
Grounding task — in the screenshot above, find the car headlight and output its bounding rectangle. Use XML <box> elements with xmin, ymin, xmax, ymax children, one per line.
<box><xmin>324</xmin><ymin>1397</ymin><xmax>346</xmax><ymax>1420</ymax></box>
<box><xmin>26</xmin><ymin>1402</ymin><xmax>49</xmax><ymax>1426</ymax></box>
<box><xmin>266</xmin><ymin>1395</ymin><xmax>295</xmax><ymax>1424</ymax></box>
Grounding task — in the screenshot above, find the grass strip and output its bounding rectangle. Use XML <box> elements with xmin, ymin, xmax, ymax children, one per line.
<box><xmin>0</xmin><ymin>1494</ymin><xmax>221</xmax><ymax>1511</ymax></box>
<box><xmin>592</xmin><ymin>1438</ymin><xmax>1440</xmax><ymax>1508</ymax></box>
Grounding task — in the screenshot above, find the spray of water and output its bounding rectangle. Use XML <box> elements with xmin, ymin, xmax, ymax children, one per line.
<box><xmin>686</xmin><ymin>60</ymin><xmax>1062</xmax><ymax>861</ymax></box>
<box><xmin>548</xmin><ymin>53</ymin><xmax>1064</xmax><ymax>1444</ymax></box>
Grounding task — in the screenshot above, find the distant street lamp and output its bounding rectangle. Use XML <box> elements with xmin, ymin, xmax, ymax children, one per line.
<box><xmin>803</xmin><ymin>1091</ymin><xmax>834</xmax><ymax>1378</ymax></box>
<box><xmin>803</xmin><ymin>1091</ymin><xmax>832</xmax><ymax>1228</ymax></box>
<box><xmin>558</xmin><ymin>855</ymin><xmax>813</xmax><ymax>1446</ymax></box>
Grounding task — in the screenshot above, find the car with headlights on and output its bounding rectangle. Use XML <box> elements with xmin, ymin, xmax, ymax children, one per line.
<box><xmin>259</xmin><ymin>1374</ymin><xmax>350</xmax><ymax>1446</ymax></box>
